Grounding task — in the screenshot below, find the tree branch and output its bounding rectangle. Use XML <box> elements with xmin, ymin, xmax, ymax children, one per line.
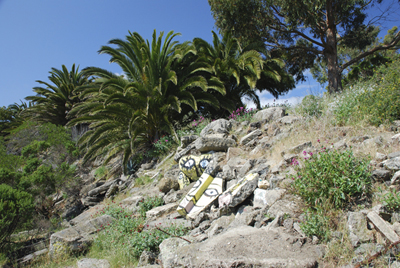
<box><xmin>340</xmin><ymin>31</ymin><xmax>400</xmax><ymax>72</ymax></box>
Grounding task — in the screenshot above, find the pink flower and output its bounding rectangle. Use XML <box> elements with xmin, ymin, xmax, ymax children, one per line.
<box><xmin>165</xmin><ymin>139</ymin><xmax>168</xmax><ymax>142</ymax></box>
<box><xmin>317</xmin><ymin>139</ymin><xmax>320</xmax><ymax>143</ymax></box>
<box><xmin>303</xmin><ymin>151</ymin><xmax>307</xmax><ymax>156</ymax></box>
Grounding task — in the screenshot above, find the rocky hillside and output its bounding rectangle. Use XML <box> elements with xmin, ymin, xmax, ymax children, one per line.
<box><xmin>12</xmin><ymin>104</ymin><xmax>400</xmax><ymax>268</ymax></box>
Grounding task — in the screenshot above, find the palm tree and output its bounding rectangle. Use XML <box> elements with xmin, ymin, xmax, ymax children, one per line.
<box><xmin>68</xmin><ymin>30</ymin><xmax>223</xmax><ymax>171</ymax></box>
<box><xmin>25</xmin><ymin>64</ymin><xmax>92</xmax><ymax>126</ymax></box>
<box><xmin>193</xmin><ymin>31</ymin><xmax>294</xmax><ymax>116</ymax></box>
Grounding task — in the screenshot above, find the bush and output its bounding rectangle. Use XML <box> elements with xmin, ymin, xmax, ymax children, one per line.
<box><xmin>300</xmin><ymin>207</ymin><xmax>331</xmax><ymax>241</ymax></box>
<box><xmin>0</xmin><ymin>184</ymin><xmax>34</xmax><ymax>249</ymax></box>
<box><xmin>383</xmin><ymin>188</ymin><xmax>400</xmax><ymax>213</ymax></box>
<box><xmin>292</xmin><ymin>147</ymin><xmax>371</xmax><ymax>209</ymax></box>
<box><xmin>138</xmin><ymin>196</ymin><xmax>164</xmax><ymax>218</ymax></box>
<box><xmin>296</xmin><ymin>95</ymin><xmax>323</xmax><ymax>117</ymax></box>
<box><xmin>228</xmin><ymin>107</ymin><xmax>258</xmax><ymax>122</ymax></box>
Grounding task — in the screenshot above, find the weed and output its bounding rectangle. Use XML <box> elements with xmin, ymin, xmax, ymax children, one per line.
<box><xmin>138</xmin><ymin>196</ymin><xmax>164</xmax><ymax>218</ymax></box>
<box><xmin>383</xmin><ymin>188</ymin><xmax>400</xmax><ymax>213</ymax></box>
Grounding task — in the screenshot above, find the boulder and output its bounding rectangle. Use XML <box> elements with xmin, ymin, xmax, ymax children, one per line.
<box><xmin>146</xmin><ymin>203</ymin><xmax>178</xmax><ymax>221</ymax></box>
<box><xmin>194</xmin><ymin>137</ymin><xmax>237</xmax><ymax>152</ymax></box>
<box><xmin>49</xmin><ymin>215</ymin><xmax>115</xmax><ymax>257</ymax></box>
<box><xmin>253</xmin><ymin>107</ymin><xmax>286</xmax><ymax>122</ymax></box>
<box><xmin>200</xmin><ymin>119</ymin><xmax>232</xmax><ymax>137</ymax></box>
<box><xmin>253</xmin><ymin>189</ymin><xmax>286</xmax><ymax>208</ymax></box>
<box><xmin>180</xmin><ymin>135</ymin><xmax>199</xmax><ymax>148</ymax></box>
<box><xmin>158</xmin><ymin>177</ymin><xmax>179</xmax><ymax>193</ymax></box>
<box><xmin>281</xmin><ymin>141</ymin><xmax>312</xmax><ymax>157</ymax></box>
<box><xmin>159</xmin><ymin>226</ymin><xmax>319</xmax><ymax>268</ymax></box>
<box><xmin>371</xmin><ymin>169</ymin><xmax>391</xmax><ymax>181</ymax></box>
<box><xmin>347</xmin><ymin>211</ymin><xmax>374</xmax><ymax>247</ymax></box>
<box><xmin>382</xmin><ymin>157</ymin><xmax>400</xmax><ymax>171</ymax></box>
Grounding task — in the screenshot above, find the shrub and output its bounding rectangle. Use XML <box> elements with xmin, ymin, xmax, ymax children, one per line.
<box><xmin>21</xmin><ymin>140</ymin><xmax>50</xmax><ymax>158</ymax></box>
<box><xmin>149</xmin><ymin>135</ymin><xmax>175</xmax><ymax>157</ymax></box>
<box><xmin>296</xmin><ymin>95</ymin><xmax>323</xmax><ymax>117</ymax></box>
<box><xmin>91</xmin><ymin>203</ymin><xmax>188</xmax><ymax>265</ymax></box>
<box><xmin>300</xmin><ymin>207</ymin><xmax>331</xmax><ymax>241</ymax></box>
<box><xmin>0</xmin><ymin>184</ymin><xmax>34</xmax><ymax>249</ymax></box>
<box><xmin>292</xmin><ymin>147</ymin><xmax>371</xmax><ymax>209</ymax></box>
<box><xmin>383</xmin><ymin>188</ymin><xmax>400</xmax><ymax>213</ymax></box>
<box><xmin>228</xmin><ymin>107</ymin><xmax>258</xmax><ymax>122</ymax></box>
<box><xmin>138</xmin><ymin>196</ymin><xmax>164</xmax><ymax>218</ymax></box>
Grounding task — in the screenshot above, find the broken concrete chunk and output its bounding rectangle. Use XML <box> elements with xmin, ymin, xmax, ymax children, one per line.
<box><xmin>218</xmin><ymin>173</ymin><xmax>259</xmax><ymax>208</ymax></box>
<box><xmin>253</xmin><ymin>188</ymin><xmax>286</xmax><ymax>208</ymax></box>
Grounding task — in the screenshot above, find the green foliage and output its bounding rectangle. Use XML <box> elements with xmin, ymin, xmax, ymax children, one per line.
<box><xmin>300</xmin><ymin>207</ymin><xmax>331</xmax><ymax>241</ymax></box>
<box><xmin>138</xmin><ymin>196</ymin><xmax>165</xmax><ymax>218</ymax></box>
<box><xmin>21</xmin><ymin>141</ymin><xmax>50</xmax><ymax>158</ymax></box>
<box><xmin>383</xmin><ymin>189</ymin><xmax>400</xmax><ymax>213</ymax></box>
<box><xmin>94</xmin><ymin>166</ymin><xmax>108</xmax><ymax>179</ymax></box>
<box><xmin>25</xmin><ymin>64</ymin><xmax>92</xmax><ymax>126</ymax></box>
<box><xmin>149</xmin><ymin>136</ymin><xmax>175</xmax><ymax>158</ymax></box>
<box><xmin>23</xmin><ymin>158</ymin><xmax>42</xmax><ymax>174</ymax></box>
<box><xmin>0</xmin><ymin>138</ymin><xmax>22</xmax><ymax>172</ymax></box>
<box><xmin>0</xmin><ymin>184</ymin><xmax>34</xmax><ymax>249</ymax></box>
<box><xmin>209</xmin><ymin>0</ymin><xmax>400</xmax><ymax>93</ymax></box>
<box><xmin>355</xmin><ymin>59</ymin><xmax>400</xmax><ymax>126</ymax></box>
<box><xmin>228</xmin><ymin>107</ymin><xmax>258</xmax><ymax>122</ymax></box>
<box><xmin>91</xmin><ymin>203</ymin><xmax>188</xmax><ymax>264</ymax></box>
<box><xmin>296</xmin><ymin>95</ymin><xmax>323</xmax><ymax>117</ymax></box>
<box><xmin>292</xmin><ymin>147</ymin><xmax>371</xmax><ymax>209</ymax></box>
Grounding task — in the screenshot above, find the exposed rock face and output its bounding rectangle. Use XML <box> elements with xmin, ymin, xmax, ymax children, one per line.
<box><xmin>49</xmin><ymin>215</ymin><xmax>115</xmax><ymax>258</ymax></box>
<box><xmin>194</xmin><ymin>136</ymin><xmax>237</xmax><ymax>152</ymax></box>
<box><xmin>253</xmin><ymin>107</ymin><xmax>286</xmax><ymax>122</ymax></box>
<box><xmin>158</xmin><ymin>177</ymin><xmax>179</xmax><ymax>193</ymax></box>
<box><xmin>200</xmin><ymin>119</ymin><xmax>232</xmax><ymax>137</ymax></box>
<box><xmin>159</xmin><ymin>226</ymin><xmax>319</xmax><ymax>268</ymax></box>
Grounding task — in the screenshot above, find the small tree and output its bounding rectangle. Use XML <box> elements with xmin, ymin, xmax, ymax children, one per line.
<box><xmin>0</xmin><ymin>184</ymin><xmax>34</xmax><ymax>249</ymax></box>
<box><xmin>209</xmin><ymin>0</ymin><xmax>400</xmax><ymax>93</ymax></box>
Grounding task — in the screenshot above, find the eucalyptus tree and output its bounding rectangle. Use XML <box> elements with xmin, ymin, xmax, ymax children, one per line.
<box><xmin>25</xmin><ymin>64</ymin><xmax>91</xmax><ymax>126</ymax></box>
<box><xmin>193</xmin><ymin>31</ymin><xmax>294</xmax><ymax>116</ymax></box>
<box><xmin>209</xmin><ymin>0</ymin><xmax>400</xmax><ymax>93</ymax></box>
<box><xmin>68</xmin><ymin>30</ymin><xmax>223</xmax><ymax>171</ymax></box>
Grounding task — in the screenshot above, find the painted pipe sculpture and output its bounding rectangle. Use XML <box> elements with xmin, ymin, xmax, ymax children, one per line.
<box><xmin>177</xmin><ymin>154</ymin><xmax>213</xmax><ymax>189</ymax></box>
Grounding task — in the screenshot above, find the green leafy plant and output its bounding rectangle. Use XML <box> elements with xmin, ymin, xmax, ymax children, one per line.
<box><xmin>0</xmin><ymin>184</ymin><xmax>34</xmax><ymax>249</ymax></box>
<box><xmin>138</xmin><ymin>196</ymin><xmax>164</xmax><ymax>218</ymax></box>
<box><xmin>228</xmin><ymin>107</ymin><xmax>258</xmax><ymax>122</ymax></box>
<box><xmin>383</xmin><ymin>189</ymin><xmax>400</xmax><ymax>213</ymax></box>
<box><xmin>91</xmin><ymin>203</ymin><xmax>188</xmax><ymax>265</ymax></box>
<box><xmin>300</xmin><ymin>207</ymin><xmax>331</xmax><ymax>241</ymax></box>
<box><xmin>149</xmin><ymin>135</ymin><xmax>175</xmax><ymax>157</ymax></box>
<box><xmin>94</xmin><ymin>166</ymin><xmax>108</xmax><ymax>179</ymax></box>
<box><xmin>296</xmin><ymin>95</ymin><xmax>323</xmax><ymax>117</ymax></box>
<box><xmin>292</xmin><ymin>146</ymin><xmax>371</xmax><ymax>209</ymax></box>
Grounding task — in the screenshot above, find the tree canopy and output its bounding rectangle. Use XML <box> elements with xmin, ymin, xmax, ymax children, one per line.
<box><xmin>209</xmin><ymin>0</ymin><xmax>400</xmax><ymax>93</ymax></box>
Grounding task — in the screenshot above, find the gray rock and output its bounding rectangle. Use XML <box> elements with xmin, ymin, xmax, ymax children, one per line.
<box><xmin>163</xmin><ymin>189</ymin><xmax>184</xmax><ymax>204</ymax></box>
<box><xmin>222</xmin><ymin>164</ymin><xmax>236</xmax><ymax>181</ymax></box>
<box><xmin>207</xmin><ymin>214</ymin><xmax>235</xmax><ymax>238</ymax></box>
<box><xmin>281</xmin><ymin>141</ymin><xmax>312</xmax><ymax>156</ymax></box>
<box><xmin>50</xmin><ymin>215</ymin><xmax>115</xmax><ymax>257</ymax></box>
<box><xmin>253</xmin><ymin>107</ymin><xmax>286</xmax><ymax>122</ymax></box>
<box><xmin>269</xmin><ymin>175</ymin><xmax>285</xmax><ymax>189</ymax></box>
<box><xmin>138</xmin><ymin>251</ymin><xmax>157</xmax><ymax>266</ymax></box>
<box><xmin>350</xmin><ymin>135</ymin><xmax>370</xmax><ymax>143</ymax></box>
<box><xmin>194</xmin><ymin>137</ymin><xmax>237</xmax><ymax>152</ymax></box>
<box><xmin>371</xmin><ymin>169</ymin><xmax>391</xmax><ymax>181</ymax></box>
<box><xmin>332</xmin><ymin>139</ymin><xmax>347</xmax><ymax>150</ymax></box>
<box><xmin>238</xmin><ymin>159</ymin><xmax>255</xmax><ymax>178</ymax></box>
<box><xmin>382</xmin><ymin>157</ymin><xmax>400</xmax><ymax>171</ymax></box>
<box><xmin>200</xmin><ymin>119</ymin><xmax>232</xmax><ymax>137</ymax></box>
<box><xmin>276</xmin><ymin>116</ymin><xmax>300</xmax><ymax>125</ymax></box>
<box><xmin>173</xmin><ymin>144</ymin><xmax>196</xmax><ymax>162</ymax></box>
<box><xmin>158</xmin><ymin>177</ymin><xmax>179</xmax><ymax>193</ymax></box>
<box><xmin>268</xmin><ymin>198</ymin><xmax>302</xmax><ymax>218</ymax></box>
<box><xmin>119</xmin><ymin>195</ymin><xmax>144</xmax><ymax>209</ymax></box>
<box><xmin>240</xmin><ymin>129</ymin><xmax>262</xmax><ymax>145</ymax></box>
<box><xmin>159</xmin><ymin>225</ymin><xmax>319</xmax><ymax>268</ymax></box>
<box><xmin>391</xmin><ymin>170</ymin><xmax>400</xmax><ymax>185</ymax></box>
<box><xmin>253</xmin><ymin>188</ymin><xmax>286</xmax><ymax>208</ymax></box>
<box><xmin>389</xmin><ymin>151</ymin><xmax>400</xmax><ymax>159</ymax></box>
<box><xmin>19</xmin><ymin>249</ymin><xmax>48</xmax><ymax>266</ymax></box>
<box><xmin>145</xmin><ymin>218</ymin><xmax>192</xmax><ymax>230</ymax></box>
<box><xmin>347</xmin><ymin>212</ymin><xmax>374</xmax><ymax>246</ymax></box>
<box><xmin>145</xmin><ymin>203</ymin><xmax>178</xmax><ymax>221</ymax></box>
<box><xmin>77</xmin><ymin>258</ymin><xmax>111</xmax><ymax>268</ymax></box>
<box><xmin>180</xmin><ymin>135</ymin><xmax>198</xmax><ymax>148</ymax></box>
<box><xmin>87</xmin><ymin>179</ymin><xmax>119</xmax><ymax>196</ymax></box>
<box><xmin>69</xmin><ymin>204</ymin><xmax>105</xmax><ymax>226</ymax></box>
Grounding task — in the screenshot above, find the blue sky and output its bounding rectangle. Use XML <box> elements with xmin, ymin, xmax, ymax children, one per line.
<box><xmin>0</xmin><ymin>0</ymin><xmax>398</xmax><ymax>108</ymax></box>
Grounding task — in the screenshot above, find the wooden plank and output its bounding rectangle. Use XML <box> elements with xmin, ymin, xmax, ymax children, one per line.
<box><xmin>367</xmin><ymin>211</ymin><xmax>400</xmax><ymax>243</ymax></box>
